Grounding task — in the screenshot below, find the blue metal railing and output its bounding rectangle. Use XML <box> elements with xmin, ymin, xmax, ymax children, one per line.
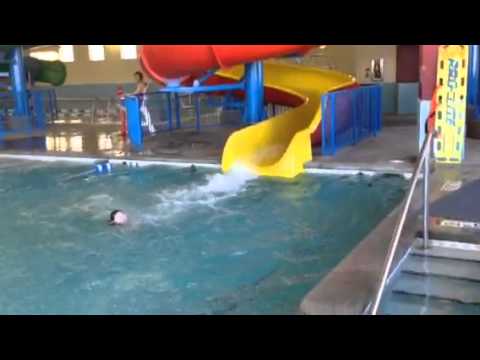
<box><xmin>0</xmin><ymin>92</ymin><xmax>14</xmax><ymax>133</ymax></box>
<box><xmin>321</xmin><ymin>84</ymin><xmax>382</xmax><ymax>156</ymax></box>
<box><xmin>468</xmin><ymin>45</ymin><xmax>480</xmax><ymax>119</ymax></box>
<box><xmin>124</xmin><ymin>84</ymin><xmax>246</xmax><ymax>149</ymax></box>
<box><xmin>0</xmin><ymin>88</ymin><xmax>57</xmax><ymax>136</ymax></box>
<box><xmin>135</xmin><ymin>91</ymin><xmax>243</xmax><ymax>130</ymax></box>
<box><xmin>124</xmin><ymin>80</ymin><xmax>382</xmax><ymax>155</ymax></box>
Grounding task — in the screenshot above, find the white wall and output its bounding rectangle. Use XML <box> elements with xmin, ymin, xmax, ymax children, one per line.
<box><xmin>274</xmin><ymin>45</ymin><xmax>397</xmax><ymax>83</ymax></box>
<box><xmin>273</xmin><ymin>45</ymin><xmax>356</xmax><ymax>75</ymax></box>
<box><xmin>353</xmin><ymin>45</ymin><xmax>397</xmax><ymax>83</ymax></box>
<box><xmin>316</xmin><ymin>46</ymin><xmax>356</xmax><ymax>75</ymax></box>
<box><xmin>54</xmin><ymin>45</ymin><xmax>398</xmax><ymax>86</ymax></box>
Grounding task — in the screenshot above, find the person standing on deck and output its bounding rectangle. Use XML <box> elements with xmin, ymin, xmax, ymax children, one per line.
<box><xmin>132</xmin><ymin>71</ymin><xmax>155</xmax><ymax>134</ymax></box>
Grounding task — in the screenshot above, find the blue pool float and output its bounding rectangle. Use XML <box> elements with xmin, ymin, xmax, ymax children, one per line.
<box><xmin>94</xmin><ymin>160</ymin><xmax>112</xmax><ymax>175</ymax></box>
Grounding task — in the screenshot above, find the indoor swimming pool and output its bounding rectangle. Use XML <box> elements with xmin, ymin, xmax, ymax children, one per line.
<box><xmin>0</xmin><ymin>159</ymin><xmax>407</xmax><ymax>314</ymax></box>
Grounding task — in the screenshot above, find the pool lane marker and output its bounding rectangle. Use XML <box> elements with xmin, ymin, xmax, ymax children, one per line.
<box><xmin>0</xmin><ymin>154</ymin><xmax>412</xmax><ymax>178</ymax></box>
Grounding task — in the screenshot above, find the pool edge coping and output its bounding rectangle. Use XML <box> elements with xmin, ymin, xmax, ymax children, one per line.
<box><xmin>0</xmin><ymin>153</ymin><xmax>413</xmax><ymax>179</ymax></box>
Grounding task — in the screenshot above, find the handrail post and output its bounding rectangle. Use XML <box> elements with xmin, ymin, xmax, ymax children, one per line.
<box><xmin>370</xmin><ymin>132</ymin><xmax>433</xmax><ymax>315</ymax></box>
<box><xmin>124</xmin><ymin>95</ymin><xmax>143</xmax><ymax>150</ymax></box>
<box><xmin>423</xmin><ymin>135</ymin><xmax>431</xmax><ymax>250</ymax></box>
<box><xmin>175</xmin><ymin>93</ymin><xmax>181</xmax><ymax>129</ymax></box>
<box><xmin>194</xmin><ymin>94</ymin><xmax>201</xmax><ymax>132</ymax></box>
<box><xmin>166</xmin><ymin>93</ymin><xmax>173</xmax><ymax>131</ymax></box>
<box><xmin>91</xmin><ymin>99</ymin><xmax>96</xmax><ymax>124</ymax></box>
<box><xmin>331</xmin><ymin>94</ymin><xmax>336</xmax><ymax>154</ymax></box>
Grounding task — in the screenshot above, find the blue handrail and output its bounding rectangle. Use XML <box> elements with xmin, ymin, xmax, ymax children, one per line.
<box><xmin>138</xmin><ymin>81</ymin><xmax>245</xmax><ymax>97</ymax></box>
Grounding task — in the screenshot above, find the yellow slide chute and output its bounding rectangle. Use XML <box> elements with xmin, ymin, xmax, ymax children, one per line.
<box><xmin>219</xmin><ymin>62</ymin><xmax>356</xmax><ymax>178</ymax></box>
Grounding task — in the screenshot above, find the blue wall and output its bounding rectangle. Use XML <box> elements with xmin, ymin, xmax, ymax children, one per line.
<box><xmin>397</xmin><ymin>83</ymin><xmax>419</xmax><ymax>114</ymax></box>
<box><xmin>371</xmin><ymin>82</ymin><xmax>418</xmax><ymax>115</ymax></box>
<box><xmin>380</xmin><ymin>83</ymin><xmax>397</xmax><ymax>114</ymax></box>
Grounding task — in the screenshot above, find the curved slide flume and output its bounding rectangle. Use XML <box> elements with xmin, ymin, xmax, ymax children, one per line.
<box><xmin>140</xmin><ymin>45</ymin><xmax>357</xmax><ymax>178</ymax></box>
<box><xmin>0</xmin><ymin>45</ymin><xmax>67</xmax><ymax>86</ymax></box>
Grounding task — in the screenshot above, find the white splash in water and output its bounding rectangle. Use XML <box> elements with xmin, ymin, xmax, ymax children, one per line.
<box><xmin>142</xmin><ymin>165</ymin><xmax>257</xmax><ymax>224</ymax></box>
<box><xmin>197</xmin><ymin>165</ymin><xmax>257</xmax><ymax>194</ymax></box>
<box><xmin>231</xmin><ymin>250</ymin><xmax>248</xmax><ymax>257</ymax></box>
<box><xmin>113</xmin><ymin>272</ymin><xmax>170</xmax><ymax>293</ymax></box>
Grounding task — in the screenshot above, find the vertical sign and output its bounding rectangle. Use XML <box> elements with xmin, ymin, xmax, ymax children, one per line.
<box><xmin>434</xmin><ymin>45</ymin><xmax>469</xmax><ymax>163</ymax></box>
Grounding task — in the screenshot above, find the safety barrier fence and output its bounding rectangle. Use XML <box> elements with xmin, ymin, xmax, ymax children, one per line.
<box><xmin>321</xmin><ymin>84</ymin><xmax>382</xmax><ymax>155</ymax></box>
<box><xmin>132</xmin><ymin>92</ymin><xmax>243</xmax><ymax>133</ymax></box>
<box><xmin>123</xmin><ymin>83</ymin><xmax>380</xmax><ymax>154</ymax></box>
<box><xmin>0</xmin><ymin>88</ymin><xmax>57</xmax><ymax>136</ymax></box>
<box><xmin>52</xmin><ymin>97</ymin><xmax>118</xmax><ymax>124</ymax></box>
<box><xmin>124</xmin><ymin>82</ymin><xmax>246</xmax><ymax>149</ymax></box>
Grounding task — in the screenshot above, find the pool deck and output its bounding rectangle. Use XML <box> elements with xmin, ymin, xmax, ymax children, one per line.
<box><xmin>2</xmin><ymin>114</ymin><xmax>479</xmax><ymax>176</ymax></box>
<box><xmin>300</xmin><ymin>163</ymin><xmax>480</xmax><ymax>315</ymax></box>
<box><xmin>0</xmin><ymin>114</ymin><xmax>424</xmax><ymax>175</ymax></box>
<box><xmin>2</xmin><ymin>114</ymin><xmax>480</xmax><ymax>315</ymax></box>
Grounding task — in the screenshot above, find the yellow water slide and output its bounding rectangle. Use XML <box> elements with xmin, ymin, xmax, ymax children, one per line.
<box><xmin>140</xmin><ymin>45</ymin><xmax>356</xmax><ymax>178</ymax></box>
<box><xmin>219</xmin><ymin>62</ymin><xmax>356</xmax><ymax>178</ymax></box>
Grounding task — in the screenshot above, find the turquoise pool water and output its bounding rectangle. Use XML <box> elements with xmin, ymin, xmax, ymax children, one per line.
<box><xmin>0</xmin><ymin>160</ymin><xmax>407</xmax><ymax>314</ymax></box>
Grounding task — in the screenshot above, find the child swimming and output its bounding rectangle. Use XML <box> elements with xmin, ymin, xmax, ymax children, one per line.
<box><xmin>109</xmin><ymin>210</ymin><xmax>128</xmax><ymax>226</ymax></box>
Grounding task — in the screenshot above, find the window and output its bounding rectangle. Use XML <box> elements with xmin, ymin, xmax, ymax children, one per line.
<box><xmin>98</xmin><ymin>133</ymin><xmax>113</xmax><ymax>150</ymax></box>
<box><xmin>88</xmin><ymin>45</ymin><xmax>105</xmax><ymax>61</ymax></box>
<box><xmin>70</xmin><ymin>135</ymin><xmax>84</xmax><ymax>152</ymax></box>
<box><xmin>59</xmin><ymin>45</ymin><xmax>75</xmax><ymax>62</ymax></box>
<box><xmin>29</xmin><ymin>50</ymin><xmax>59</xmax><ymax>61</ymax></box>
<box><xmin>120</xmin><ymin>45</ymin><xmax>137</xmax><ymax>60</ymax></box>
<box><xmin>30</xmin><ymin>45</ymin><xmax>75</xmax><ymax>62</ymax></box>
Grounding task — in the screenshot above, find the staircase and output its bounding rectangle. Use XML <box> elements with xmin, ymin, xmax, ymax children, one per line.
<box><xmin>379</xmin><ymin>238</ymin><xmax>480</xmax><ymax>315</ymax></box>
<box><xmin>370</xmin><ymin>128</ymin><xmax>480</xmax><ymax>315</ymax></box>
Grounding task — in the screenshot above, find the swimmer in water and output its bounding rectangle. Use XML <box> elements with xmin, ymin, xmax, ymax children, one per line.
<box><xmin>109</xmin><ymin>210</ymin><xmax>128</xmax><ymax>226</ymax></box>
<box><xmin>190</xmin><ymin>164</ymin><xmax>197</xmax><ymax>174</ymax></box>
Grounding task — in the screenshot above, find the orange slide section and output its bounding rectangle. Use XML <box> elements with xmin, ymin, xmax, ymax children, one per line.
<box><xmin>140</xmin><ymin>45</ymin><xmax>315</xmax><ymax>84</ymax></box>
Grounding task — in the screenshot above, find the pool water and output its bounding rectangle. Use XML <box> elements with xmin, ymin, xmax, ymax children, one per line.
<box><xmin>0</xmin><ymin>160</ymin><xmax>407</xmax><ymax>314</ymax></box>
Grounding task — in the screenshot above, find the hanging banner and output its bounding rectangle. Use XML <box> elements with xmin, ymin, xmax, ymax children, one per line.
<box><xmin>434</xmin><ymin>45</ymin><xmax>469</xmax><ymax>163</ymax></box>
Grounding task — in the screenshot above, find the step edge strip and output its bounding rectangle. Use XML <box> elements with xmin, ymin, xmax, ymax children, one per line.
<box><xmin>401</xmin><ymin>269</ymin><xmax>480</xmax><ymax>283</ymax></box>
<box><xmin>392</xmin><ymin>289</ymin><xmax>480</xmax><ymax>305</ymax></box>
<box><xmin>415</xmin><ymin>238</ymin><xmax>480</xmax><ymax>252</ymax></box>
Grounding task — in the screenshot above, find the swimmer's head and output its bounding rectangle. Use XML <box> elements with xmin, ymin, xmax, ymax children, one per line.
<box><xmin>109</xmin><ymin>210</ymin><xmax>128</xmax><ymax>225</ymax></box>
<box><xmin>190</xmin><ymin>164</ymin><xmax>197</xmax><ymax>173</ymax></box>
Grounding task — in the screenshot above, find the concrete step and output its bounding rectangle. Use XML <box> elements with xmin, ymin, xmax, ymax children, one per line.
<box><xmin>392</xmin><ymin>272</ymin><xmax>480</xmax><ymax>304</ymax></box>
<box><xmin>425</xmin><ymin>220</ymin><xmax>480</xmax><ymax>244</ymax></box>
<box><xmin>403</xmin><ymin>254</ymin><xmax>480</xmax><ymax>281</ymax></box>
<box><xmin>380</xmin><ymin>292</ymin><xmax>480</xmax><ymax>315</ymax></box>
<box><xmin>411</xmin><ymin>238</ymin><xmax>480</xmax><ymax>262</ymax></box>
